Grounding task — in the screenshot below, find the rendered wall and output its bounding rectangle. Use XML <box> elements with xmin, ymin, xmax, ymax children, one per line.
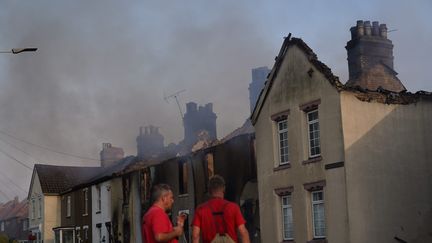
<box><xmin>254</xmin><ymin>44</ymin><xmax>348</xmax><ymax>243</ymax></box>
<box><xmin>341</xmin><ymin>92</ymin><xmax>432</xmax><ymax>243</ymax></box>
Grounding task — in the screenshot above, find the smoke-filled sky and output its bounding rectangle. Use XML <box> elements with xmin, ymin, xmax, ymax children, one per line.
<box><xmin>0</xmin><ymin>0</ymin><xmax>431</xmax><ymax>201</ymax></box>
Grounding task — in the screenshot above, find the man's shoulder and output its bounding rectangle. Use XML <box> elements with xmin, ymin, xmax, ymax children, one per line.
<box><xmin>145</xmin><ymin>206</ymin><xmax>165</xmax><ymax>218</ymax></box>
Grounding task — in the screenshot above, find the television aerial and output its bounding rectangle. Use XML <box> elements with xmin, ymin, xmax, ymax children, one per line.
<box><xmin>164</xmin><ymin>89</ymin><xmax>186</xmax><ymax>122</ymax></box>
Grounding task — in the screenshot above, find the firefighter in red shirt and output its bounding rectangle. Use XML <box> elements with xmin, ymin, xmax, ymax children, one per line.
<box><xmin>192</xmin><ymin>175</ymin><xmax>250</xmax><ymax>243</ymax></box>
<box><xmin>142</xmin><ymin>184</ymin><xmax>186</xmax><ymax>243</ymax></box>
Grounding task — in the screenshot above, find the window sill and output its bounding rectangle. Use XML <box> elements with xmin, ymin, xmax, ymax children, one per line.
<box><xmin>307</xmin><ymin>238</ymin><xmax>327</xmax><ymax>243</ymax></box>
<box><xmin>274</xmin><ymin>163</ymin><xmax>291</xmax><ymax>171</ymax></box>
<box><xmin>302</xmin><ymin>156</ymin><xmax>322</xmax><ymax>165</ymax></box>
<box><xmin>95</xmin><ymin>211</ymin><xmax>101</xmax><ymax>214</ymax></box>
<box><xmin>82</xmin><ymin>213</ymin><xmax>88</xmax><ymax>217</ymax></box>
<box><xmin>178</xmin><ymin>194</ymin><xmax>189</xmax><ymax>198</ymax></box>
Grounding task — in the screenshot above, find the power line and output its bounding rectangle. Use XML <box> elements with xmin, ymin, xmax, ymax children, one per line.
<box><xmin>0</xmin><ymin>129</ymin><xmax>99</xmax><ymax>161</ymax></box>
<box><xmin>0</xmin><ymin>169</ymin><xmax>28</xmax><ymax>194</ymax></box>
<box><xmin>0</xmin><ymin>147</ymin><xmax>33</xmax><ymax>171</ymax></box>
<box><xmin>0</xmin><ymin>188</ymin><xmax>11</xmax><ymax>200</ymax></box>
<box><xmin>0</xmin><ymin>136</ymin><xmax>40</xmax><ymax>164</ymax></box>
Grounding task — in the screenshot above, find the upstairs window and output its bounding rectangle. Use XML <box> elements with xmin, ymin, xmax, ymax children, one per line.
<box><xmin>83</xmin><ymin>188</ymin><xmax>89</xmax><ymax>215</ymax></box>
<box><xmin>307</xmin><ymin>110</ymin><xmax>320</xmax><ymax>158</ymax></box>
<box><xmin>23</xmin><ymin>219</ymin><xmax>28</xmax><ymax>231</ymax></box>
<box><xmin>277</xmin><ymin>119</ymin><xmax>289</xmax><ymax>165</ymax></box>
<box><xmin>66</xmin><ymin>196</ymin><xmax>71</xmax><ymax>217</ymax></box>
<box><xmin>178</xmin><ymin>160</ymin><xmax>188</xmax><ymax>195</ymax></box>
<box><xmin>38</xmin><ymin>197</ymin><xmax>42</xmax><ymax>218</ymax></box>
<box><xmin>96</xmin><ymin>185</ymin><xmax>101</xmax><ymax>212</ymax></box>
<box><xmin>204</xmin><ymin>153</ymin><xmax>214</xmax><ymax>192</ymax></box>
<box><xmin>31</xmin><ymin>198</ymin><xmax>36</xmax><ymax>219</ymax></box>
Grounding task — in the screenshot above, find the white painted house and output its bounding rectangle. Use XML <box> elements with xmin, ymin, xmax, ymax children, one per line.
<box><xmin>91</xmin><ymin>181</ymin><xmax>112</xmax><ymax>243</ymax></box>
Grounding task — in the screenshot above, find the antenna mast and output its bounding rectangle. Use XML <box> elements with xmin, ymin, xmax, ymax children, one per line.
<box><xmin>164</xmin><ymin>89</ymin><xmax>186</xmax><ymax>121</ymax></box>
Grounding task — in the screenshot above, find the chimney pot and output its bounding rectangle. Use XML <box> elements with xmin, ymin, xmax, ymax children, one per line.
<box><xmin>356</xmin><ymin>20</ymin><xmax>364</xmax><ymax>36</ymax></box>
<box><xmin>350</xmin><ymin>26</ymin><xmax>357</xmax><ymax>39</ymax></box>
<box><xmin>364</xmin><ymin>21</ymin><xmax>372</xmax><ymax>35</ymax></box>
<box><xmin>372</xmin><ymin>21</ymin><xmax>379</xmax><ymax>36</ymax></box>
<box><xmin>379</xmin><ymin>24</ymin><xmax>388</xmax><ymax>38</ymax></box>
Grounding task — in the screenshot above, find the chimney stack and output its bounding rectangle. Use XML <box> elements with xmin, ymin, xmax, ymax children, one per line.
<box><xmin>345</xmin><ymin>20</ymin><xmax>406</xmax><ymax>92</ymax></box>
<box><xmin>100</xmin><ymin>143</ymin><xmax>124</xmax><ymax>167</ymax></box>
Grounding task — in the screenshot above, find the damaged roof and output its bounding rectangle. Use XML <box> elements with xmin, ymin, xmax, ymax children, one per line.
<box><xmin>251</xmin><ymin>35</ymin><xmax>432</xmax><ymax>124</ymax></box>
<box><xmin>34</xmin><ymin>164</ymin><xmax>101</xmax><ymax>195</ymax></box>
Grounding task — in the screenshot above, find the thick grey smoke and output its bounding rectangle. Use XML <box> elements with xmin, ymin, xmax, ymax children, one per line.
<box><xmin>0</xmin><ymin>0</ymin><xmax>430</xmax><ymax>201</ymax></box>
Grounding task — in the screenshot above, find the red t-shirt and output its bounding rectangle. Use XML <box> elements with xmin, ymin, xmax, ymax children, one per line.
<box><xmin>142</xmin><ymin>205</ymin><xmax>178</xmax><ymax>243</ymax></box>
<box><xmin>192</xmin><ymin>198</ymin><xmax>246</xmax><ymax>243</ymax></box>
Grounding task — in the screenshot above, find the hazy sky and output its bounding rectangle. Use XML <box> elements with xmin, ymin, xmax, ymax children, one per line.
<box><xmin>0</xmin><ymin>0</ymin><xmax>431</xmax><ymax>201</ymax></box>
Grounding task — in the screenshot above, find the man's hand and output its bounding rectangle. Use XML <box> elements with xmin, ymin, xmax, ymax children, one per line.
<box><xmin>154</xmin><ymin>226</ymin><xmax>183</xmax><ymax>242</ymax></box>
<box><xmin>177</xmin><ymin>213</ymin><xmax>187</xmax><ymax>227</ymax></box>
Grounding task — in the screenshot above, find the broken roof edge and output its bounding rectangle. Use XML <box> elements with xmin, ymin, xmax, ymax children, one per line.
<box><xmin>251</xmin><ymin>34</ymin><xmax>343</xmax><ymax>125</ymax></box>
<box><xmin>251</xmin><ymin>34</ymin><xmax>432</xmax><ymax>124</ymax></box>
<box><xmin>113</xmin><ymin>133</ymin><xmax>255</xmax><ymax>176</ymax></box>
<box><xmin>342</xmin><ymin>86</ymin><xmax>432</xmax><ymax>104</ymax></box>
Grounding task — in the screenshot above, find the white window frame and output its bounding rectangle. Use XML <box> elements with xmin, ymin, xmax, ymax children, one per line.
<box><xmin>281</xmin><ymin>195</ymin><xmax>294</xmax><ymax>240</ymax></box>
<box><xmin>83</xmin><ymin>188</ymin><xmax>89</xmax><ymax>216</ymax></box>
<box><xmin>31</xmin><ymin>198</ymin><xmax>36</xmax><ymax>219</ymax></box>
<box><xmin>97</xmin><ymin>226</ymin><xmax>102</xmax><ymax>243</ymax></box>
<box><xmin>66</xmin><ymin>196</ymin><xmax>71</xmax><ymax>217</ymax></box>
<box><xmin>96</xmin><ymin>185</ymin><xmax>101</xmax><ymax>212</ymax></box>
<box><xmin>307</xmin><ymin>110</ymin><xmax>321</xmax><ymax>158</ymax></box>
<box><xmin>83</xmin><ymin>225</ymin><xmax>89</xmax><ymax>241</ymax></box>
<box><xmin>22</xmin><ymin>219</ymin><xmax>27</xmax><ymax>231</ymax></box>
<box><xmin>38</xmin><ymin>197</ymin><xmax>42</xmax><ymax>218</ymax></box>
<box><xmin>311</xmin><ymin>190</ymin><xmax>325</xmax><ymax>238</ymax></box>
<box><xmin>277</xmin><ymin>119</ymin><xmax>289</xmax><ymax>165</ymax></box>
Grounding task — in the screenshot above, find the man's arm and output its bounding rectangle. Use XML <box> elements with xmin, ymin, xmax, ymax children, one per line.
<box><xmin>154</xmin><ymin>226</ymin><xmax>183</xmax><ymax>242</ymax></box>
<box><xmin>237</xmin><ymin>224</ymin><xmax>250</xmax><ymax>243</ymax></box>
<box><xmin>192</xmin><ymin>226</ymin><xmax>200</xmax><ymax>243</ymax></box>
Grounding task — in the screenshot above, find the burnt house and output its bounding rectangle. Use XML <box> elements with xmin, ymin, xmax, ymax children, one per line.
<box><xmin>251</xmin><ymin>21</ymin><xmax>432</xmax><ymax>242</ymax></box>
<box><xmin>150</xmin><ymin>132</ymin><xmax>259</xmax><ymax>242</ymax></box>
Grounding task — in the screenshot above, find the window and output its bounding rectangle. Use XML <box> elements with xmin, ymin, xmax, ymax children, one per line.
<box><xmin>281</xmin><ymin>195</ymin><xmax>294</xmax><ymax>240</ymax></box>
<box><xmin>83</xmin><ymin>188</ymin><xmax>89</xmax><ymax>215</ymax></box>
<box><xmin>307</xmin><ymin>110</ymin><xmax>320</xmax><ymax>157</ymax></box>
<box><xmin>1</xmin><ymin>222</ymin><xmax>4</xmax><ymax>231</ymax></box>
<box><xmin>179</xmin><ymin>161</ymin><xmax>188</xmax><ymax>195</ymax></box>
<box><xmin>23</xmin><ymin>219</ymin><xmax>28</xmax><ymax>231</ymax></box>
<box><xmin>96</xmin><ymin>185</ymin><xmax>101</xmax><ymax>212</ymax></box>
<box><xmin>31</xmin><ymin>198</ymin><xmax>36</xmax><ymax>219</ymax></box>
<box><xmin>204</xmin><ymin>153</ymin><xmax>214</xmax><ymax>192</ymax></box>
<box><xmin>311</xmin><ymin>190</ymin><xmax>325</xmax><ymax>238</ymax></box>
<box><xmin>38</xmin><ymin>197</ymin><xmax>42</xmax><ymax>218</ymax></box>
<box><xmin>277</xmin><ymin>119</ymin><xmax>289</xmax><ymax>165</ymax></box>
<box><xmin>83</xmin><ymin>226</ymin><xmax>89</xmax><ymax>242</ymax></box>
<box><xmin>66</xmin><ymin>196</ymin><xmax>71</xmax><ymax>217</ymax></box>
<box><xmin>96</xmin><ymin>226</ymin><xmax>102</xmax><ymax>243</ymax></box>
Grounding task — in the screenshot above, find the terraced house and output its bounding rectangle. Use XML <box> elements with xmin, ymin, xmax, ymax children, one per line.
<box><xmin>251</xmin><ymin>21</ymin><xmax>432</xmax><ymax>243</ymax></box>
